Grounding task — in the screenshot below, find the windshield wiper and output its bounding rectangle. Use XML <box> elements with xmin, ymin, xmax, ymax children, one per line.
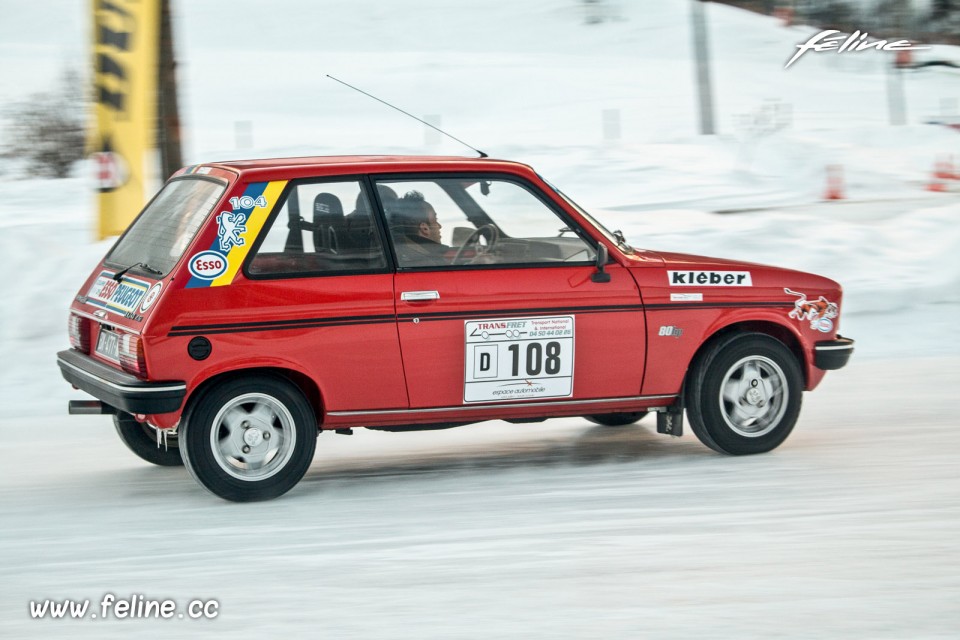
<box><xmin>113</xmin><ymin>262</ymin><xmax>163</xmax><ymax>281</ymax></box>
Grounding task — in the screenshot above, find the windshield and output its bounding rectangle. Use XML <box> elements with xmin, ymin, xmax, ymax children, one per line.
<box><xmin>536</xmin><ymin>174</ymin><xmax>633</xmax><ymax>252</ymax></box>
<box><xmin>374</xmin><ymin>176</ymin><xmax>597</xmax><ymax>269</ymax></box>
<box><xmin>106</xmin><ymin>177</ymin><xmax>227</xmax><ymax>276</ymax></box>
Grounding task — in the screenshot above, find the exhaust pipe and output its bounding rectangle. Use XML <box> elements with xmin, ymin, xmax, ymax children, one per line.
<box><xmin>68</xmin><ymin>400</ymin><xmax>117</xmax><ymax>415</ymax></box>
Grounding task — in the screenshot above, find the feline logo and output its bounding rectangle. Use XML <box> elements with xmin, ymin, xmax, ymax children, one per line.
<box><xmin>785</xmin><ymin>30</ymin><xmax>930</xmax><ymax>69</ymax></box>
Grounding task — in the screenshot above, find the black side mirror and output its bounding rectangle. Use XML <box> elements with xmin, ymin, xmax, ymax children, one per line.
<box><xmin>592</xmin><ymin>243</ymin><xmax>611</xmax><ymax>283</ymax></box>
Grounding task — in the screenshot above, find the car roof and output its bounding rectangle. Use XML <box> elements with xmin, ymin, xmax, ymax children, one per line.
<box><xmin>202</xmin><ymin>155</ymin><xmax>537</xmax><ymax>181</ymax></box>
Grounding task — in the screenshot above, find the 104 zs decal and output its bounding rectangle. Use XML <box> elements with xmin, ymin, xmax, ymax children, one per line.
<box><xmin>463</xmin><ymin>316</ymin><xmax>574</xmax><ymax>403</ymax></box>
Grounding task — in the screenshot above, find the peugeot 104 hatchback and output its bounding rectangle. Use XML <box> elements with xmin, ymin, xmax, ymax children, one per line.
<box><xmin>58</xmin><ymin>156</ymin><xmax>854</xmax><ymax>501</ymax></box>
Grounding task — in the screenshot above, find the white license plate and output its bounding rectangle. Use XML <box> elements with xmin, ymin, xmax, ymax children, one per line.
<box><xmin>96</xmin><ymin>329</ymin><xmax>120</xmax><ymax>363</ymax></box>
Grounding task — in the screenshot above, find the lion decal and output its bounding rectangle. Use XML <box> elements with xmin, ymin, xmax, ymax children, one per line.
<box><xmin>784</xmin><ymin>288</ymin><xmax>838</xmax><ymax>333</ymax></box>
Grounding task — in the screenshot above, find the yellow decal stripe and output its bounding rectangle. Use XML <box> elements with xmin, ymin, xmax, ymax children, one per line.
<box><xmin>211</xmin><ymin>180</ymin><xmax>288</xmax><ymax>287</ymax></box>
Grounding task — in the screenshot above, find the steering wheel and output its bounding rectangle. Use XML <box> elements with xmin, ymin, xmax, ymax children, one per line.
<box><xmin>452</xmin><ymin>224</ymin><xmax>500</xmax><ymax>265</ymax></box>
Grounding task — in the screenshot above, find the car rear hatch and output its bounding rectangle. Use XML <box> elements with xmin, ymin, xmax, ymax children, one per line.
<box><xmin>67</xmin><ymin>169</ymin><xmax>234</xmax><ymax>381</ymax></box>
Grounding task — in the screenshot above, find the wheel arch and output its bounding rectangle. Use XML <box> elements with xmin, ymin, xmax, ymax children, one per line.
<box><xmin>686</xmin><ymin>320</ymin><xmax>807</xmax><ymax>394</ymax></box>
<box><xmin>184</xmin><ymin>366</ymin><xmax>324</xmax><ymax>430</ymax></box>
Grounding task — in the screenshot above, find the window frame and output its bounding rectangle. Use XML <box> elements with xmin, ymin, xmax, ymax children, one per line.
<box><xmin>370</xmin><ymin>172</ymin><xmax>603</xmax><ymax>273</ymax></box>
<box><xmin>242</xmin><ymin>174</ymin><xmax>395</xmax><ymax>281</ymax></box>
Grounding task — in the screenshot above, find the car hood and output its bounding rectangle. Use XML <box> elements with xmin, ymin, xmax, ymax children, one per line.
<box><xmin>650</xmin><ymin>250</ymin><xmax>778</xmax><ymax>271</ymax></box>
<box><xmin>637</xmin><ymin>249</ymin><xmax>842</xmax><ymax>294</ymax></box>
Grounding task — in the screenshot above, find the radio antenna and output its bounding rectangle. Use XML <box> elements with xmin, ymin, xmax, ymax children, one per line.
<box><xmin>327</xmin><ymin>74</ymin><xmax>488</xmax><ymax>158</ymax></box>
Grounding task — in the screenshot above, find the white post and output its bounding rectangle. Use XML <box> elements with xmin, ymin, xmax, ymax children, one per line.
<box><xmin>690</xmin><ymin>0</ymin><xmax>716</xmax><ymax>135</ymax></box>
<box><xmin>602</xmin><ymin>109</ymin><xmax>621</xmax><ymax>143</ymax></box>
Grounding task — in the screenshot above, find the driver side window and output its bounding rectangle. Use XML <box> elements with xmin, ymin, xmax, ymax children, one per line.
<box><xmin>376</xmin><ymin>177</ymin><xmax>597</xmax><ymax>269</ymax></box>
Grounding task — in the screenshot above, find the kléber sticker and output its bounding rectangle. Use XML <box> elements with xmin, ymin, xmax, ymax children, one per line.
<box><xmin>668</xmin><ymin>271</ymin><xmax>752</xmax><ymax>286</ymax></box>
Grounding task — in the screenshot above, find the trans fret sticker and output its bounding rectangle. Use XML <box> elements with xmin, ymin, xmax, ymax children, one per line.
<box><xmin>86</xmin><ymin>272</ymin><xmax>150</xmax><ymax>316</ymax></box>
<box><xmin>185</xmin><ymin>180</ymin><xmax>286</xmax><ymax>289</ymax></box>
<box><xmin>464</xmin><ymin>316</ymin><xmax>574</xmax><ymax>403</ymax></box>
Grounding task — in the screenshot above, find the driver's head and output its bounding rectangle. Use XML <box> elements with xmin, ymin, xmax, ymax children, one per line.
<box><xmin>395</xmin><ymin>190</ymin><xmax>441</xmax><ymax>243</ymax></box>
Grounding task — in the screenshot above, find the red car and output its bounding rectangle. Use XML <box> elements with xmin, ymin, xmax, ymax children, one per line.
<box><xmin>58</xmin><ymin>156</ymin><xmax>854</xmax><ymax>501</ymax></box>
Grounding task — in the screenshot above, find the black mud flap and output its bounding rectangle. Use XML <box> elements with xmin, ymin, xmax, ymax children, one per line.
<box><xmin>657</xmin><ymin>406</ymin><xmax>684</xmax><ymax>437</ymax></box>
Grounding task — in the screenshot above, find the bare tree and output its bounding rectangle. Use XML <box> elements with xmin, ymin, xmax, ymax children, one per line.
<box><xmin>2</xmin><ymin>68</ymin><xmax>86</xmax><ymax>178</ymax></box>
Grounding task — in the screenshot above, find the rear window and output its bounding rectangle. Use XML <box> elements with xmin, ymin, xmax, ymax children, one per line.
<box><xmin>106</xmin><ymin>177</ymin><xmax>227</xmax><ymax>276</ymax></box>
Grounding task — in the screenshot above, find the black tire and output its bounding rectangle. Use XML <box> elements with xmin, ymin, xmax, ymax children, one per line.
<box><xmin>585</xmin><ymin>411</ymin><xmax>648</xmax><ymax>427</ymax></box>
<box><xmin>180</xmin><ymin>375</ymin><xmax>317</xmax><ymax>502</ymax></box>
<box><xmin>686</xmin><ymin>332</ymin><xmax>802</xmax><ymax>455</ymax></box>
<box><xmin>114</xmin><ymin>412</ymin><xmax>183</xmax><ymax>467</ymax></box>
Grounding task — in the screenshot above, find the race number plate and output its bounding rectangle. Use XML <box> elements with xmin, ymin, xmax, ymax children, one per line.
<box><xmin>463</xmin><ymin>316</ymin><xmax>574</xmax><ymax>403</ymax></box>
<box><xmin>95</xmin><ymin>328</ymin><xmax>121</xmax><ymax>364</ymax></box>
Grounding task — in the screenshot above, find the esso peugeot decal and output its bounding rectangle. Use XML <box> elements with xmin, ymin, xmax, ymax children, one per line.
<box><xmin>188</xmin><ymin>251</ymin><xmax>228</xmax><ymax>280</ymax></box>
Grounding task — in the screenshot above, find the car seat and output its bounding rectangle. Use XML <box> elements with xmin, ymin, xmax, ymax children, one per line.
<box><xmin>312</xmin><ymin>193</ymin><xmax>344</xmax><ymax>254</ymax></box>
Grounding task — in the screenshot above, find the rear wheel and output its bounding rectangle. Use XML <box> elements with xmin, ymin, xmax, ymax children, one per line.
<box><xmin>585</xmin><ymin>411</ymin><xmax>648</xmax><ymax>427</ymax></box>
<box><xmin>180</xmin><ymin>376</ymin><xmax>317</xmax><ymax>502</ymax></box>
<box><xmin>114</xmin><ymin>412</ymin><xmax>183</xmax><ymax>466</ymax></box>
<box><xmin>687</xmin><ymin>333</ymin><xmax>802</xmax><ymax>455</ymax></box>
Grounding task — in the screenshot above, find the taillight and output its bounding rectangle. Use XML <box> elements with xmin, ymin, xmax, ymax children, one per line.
<box><xmin>68</xmin><ymin>314</ymin><xmax>90</xmax><ymax>352</ymax></box>
<box><xmin>118</xmin><ymin>333</ymin><xmax>147</xmax><ymax>377</ymax></box>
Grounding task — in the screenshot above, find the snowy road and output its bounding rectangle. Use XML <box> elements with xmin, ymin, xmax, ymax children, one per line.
<box><xmin>2</xmin><ymin>356</ymin><xmax>958</xmax><ymax>639</ymax></box>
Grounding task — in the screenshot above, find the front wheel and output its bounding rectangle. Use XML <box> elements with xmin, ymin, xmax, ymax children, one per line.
<box><xmin>180</xmin><ymin>376</ymin><xmax>317</xmax><ymax>502</ymax></box>
<box><xmin>686</xmin><ymin>333</ymin><xmax>802</xmax><ymax>455</ymax></box>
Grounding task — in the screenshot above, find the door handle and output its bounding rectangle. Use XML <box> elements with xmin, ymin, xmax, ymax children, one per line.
<box><xmin>400</xmin><ymin>290</ymin><xmax>440</xmax><ymax>302</ymax></box>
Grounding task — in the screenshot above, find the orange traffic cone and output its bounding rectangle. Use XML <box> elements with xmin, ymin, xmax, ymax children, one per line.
<box><xmin>824</xmin><ymin>165</ymin><xmax>844</xmax><ymax>200</ymax></box>
<box><xmin>774</xmin><ymin>7</ymin><xmax>794</xmax><ymax>26</ymax></box>
<box><xmin>928</xmin><ymin>160</ymin><xmax>949</xmax><ymax>192</ymax></box>
<box><xmin>934</xmin><ymin>156</ymin><xmax>959</xmax><ymax>180</ymax></box>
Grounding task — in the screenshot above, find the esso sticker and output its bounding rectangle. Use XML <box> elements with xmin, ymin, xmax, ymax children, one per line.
<box><xmin>189</xmin><ymin>251</ymin><xmax>228</xmax><ymax>280</ymax></box>
<box><xmin>814</xmin><ymin>317</ymin><xmax>834</xmax><ymax>333</ymax></box>
<box><xmin>140</xmin><ymin>282</ymin><xmax>163</xmax><ymax>311</ymax></box>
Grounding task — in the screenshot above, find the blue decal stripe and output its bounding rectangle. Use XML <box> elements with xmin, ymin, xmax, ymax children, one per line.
<box><xmin>185</xmin><ymin>182</ymin><xmax>269</xmax><ymax>289</ymax></box>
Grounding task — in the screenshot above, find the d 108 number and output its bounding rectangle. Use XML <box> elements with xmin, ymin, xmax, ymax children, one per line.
<box><xmin>507</xmin><ymin>341</ymin><xmax>562</xmax><ymax>377</ymax></box>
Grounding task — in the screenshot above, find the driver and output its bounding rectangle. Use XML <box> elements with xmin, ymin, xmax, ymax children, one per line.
<box><xmin>390</xmin><ymin>190</ymin><xmax>450</xmax><ymax>266</ymax></box>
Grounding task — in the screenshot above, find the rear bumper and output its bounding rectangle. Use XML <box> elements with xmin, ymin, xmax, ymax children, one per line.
<box><xmin>814</xmin><ymin>336</ymin><xmax>855</xmax><ymax>371</ymax></box>
<box><xmin>57</xmin><ymin>349</ymin><xmax>186</xmax><ymax>414</ymax></box>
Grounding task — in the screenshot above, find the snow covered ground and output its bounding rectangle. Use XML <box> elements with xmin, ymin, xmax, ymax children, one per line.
<box><xmin>2</xmin><ymin>1</ymin><xmax>960</xmax><ymax>638</ymax></box>
<box><xmin>2</xmin><ymin>357</ymin><xmax>959</xmax><ymax>639</ymax></box>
